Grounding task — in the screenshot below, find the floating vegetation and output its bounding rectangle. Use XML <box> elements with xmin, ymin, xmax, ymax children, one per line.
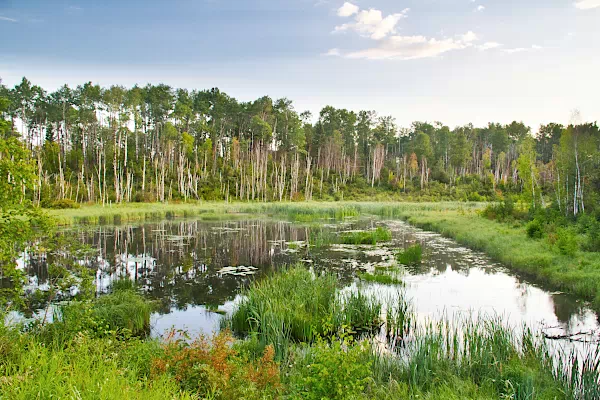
<box><xmin>359</xmin><ymin>272</ymin><xmax>403</xmax><ymax>285</ymax></box>
<box><xmin>340</xmin><ymin>227</ymin><xmax>392</xmax><ymax>245</ymax></box>
<box><xmin>217</xmin><ymin>265</ymin><xmax>258</xmax><ymax>276</ymax></box>
<box><xmin>397</xmin><ymin>244</ymin><xmax>423</xmax><ymax>265</ymax></box>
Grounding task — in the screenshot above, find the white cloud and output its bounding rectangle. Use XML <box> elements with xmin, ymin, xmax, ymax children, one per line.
<box><xmin>337</xmin><ymin>2</ymin><xmax>359</xmax><ymax>17</ymax></box>
<box><xmin>343</xmin><ymin>32</ymin><xmax>478</xmax><ymax>60</ymax></box>
<box><xmin>335</xmin><ymin>7</ymin><xmax>410</xmax><ymax>40</ymax></box>
<box><xmin>478</xmin><ymin>41</ymin><xmax>502</xmax><ymax>51</ymax></box>
<box><xmin>459</xmin><ymin>31</ymin><xmax>478</xmax><ymax>43</ymax></box>
<box><xmin>324</xmin><ymin>48</ymin><xmax>341</xmax><ymax>56</ymax></box>
<box><xmin>504</xmin><ymin>45</ymin><xmax>542</xmax><ymax>54</ymax></box>
<box><xmin>574</xmin><ymin>0</ymin><xmax>600</xmax><ymax>9</ymax></box>
<box><xmin>0</xmin><ymin>15</ymin><xmax>18</xmax><ymax>22</ymax></box>
<box><xmin>476</xmin><ymin>5</ymin><xmax>485</xmax><ymax>11</ymax></box>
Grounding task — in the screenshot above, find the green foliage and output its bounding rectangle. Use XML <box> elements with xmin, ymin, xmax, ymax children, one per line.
<box><xmin>526</xmin><ymin>219</ymin><xmax>544</xmax><ymax>239</ymax></box>
<box><xmin>358</xmin><ymin>271</ymin><xmax>402</xmax><ymax>285</ymax></box>
<box><xmin>151</xmin><ymin>330</ymin><xmax>281</xmax><ymax>399</ymax></box>
<box><xmin>285</xmin><ymin>335</ymin><xmax>372</xmax><ymax>400</ymax></box>
<box><xmin>0</xmin><ymin>326</ymin><xmax>191</xmax><ymax>399</ymax></box>
<box><xmin>482</xmin><ymin>197</ymin><xmax>521</xmax><ymax>222</ymax></box>
<box><xmin>340</xmin><ymin>227</ymin><xmax>392</xmax><ymax>245</ymax></box>
<box><xmin>223</xmin><ymin>266</ymin><xmax>383</xmax><ymax>358</ymax></box>
<box><xmin>47</xmin><ymin>198</ymin><xmax>80</xmax><ymax>209</ymax></box>
<box><xmin>554</xmin><ymin>228</ymin><xmax>579</xmax><ymax>256</ymax></box>
<box><xmin>34</xmin><ymin>287</ymin><xmax>153</xmax><ymax>345</ymax></box>
<box><xmin>396</xmin><ymin>244</ymin><xmax>423</xmax><ymax>265</ymax></box>
<box><xmin>0</xmin><ymin>138</ymin><xmax>36</xmax><ymax>207</ymax></box>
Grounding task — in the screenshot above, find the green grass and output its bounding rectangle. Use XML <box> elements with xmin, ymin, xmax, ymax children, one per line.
<box><xmin>222</xmin><ymin>266</ymin><xmax>384</xmax><ymax>358</ymax></box>
<box><xmin>366</xmin><ymin>317</ymin><xmax>588</xmax><ymax>399</ymax></box>
<box><xmin>396</xmin><ymin>244</ymin><xmax>423</xmax><ymax>265</ymax></box>
<box><xmin>358</xmin><ymin>271</ymin><xmax>403</xmax><ymax>285</ymax></box>
<box><xmin>340</xmin><ymin>226</ymin><xmax>392</xmax><ymax>245</ymax></box>
<box><xmin>2</xmin><ymin>265</ymin><xmax>599</xmax><ymax>400</ymax></box>
<box><xmin>34</xmin><ymin>287</ymin><xmax>153</xmax><ymax>346</ymax></box>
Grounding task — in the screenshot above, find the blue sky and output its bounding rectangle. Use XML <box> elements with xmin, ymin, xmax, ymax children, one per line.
<box><xmin>1</xmin><ymin>0</ymin><xmax>598</xmax><ymax>130</ymax></box>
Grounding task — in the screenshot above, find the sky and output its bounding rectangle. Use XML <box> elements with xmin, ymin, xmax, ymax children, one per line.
<box><xmin>0</xmin><ymin>0</ymin><xmax>599</xmax><ymax>131</ymax></box>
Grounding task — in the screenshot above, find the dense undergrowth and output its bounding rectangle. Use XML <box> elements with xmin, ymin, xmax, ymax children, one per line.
<box><xmin>2</xmin><ymin>267</ymin><xmax>599</xmax><ymax>399</ymax></box>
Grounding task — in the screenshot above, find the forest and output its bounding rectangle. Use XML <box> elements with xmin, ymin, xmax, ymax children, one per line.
<box><xmin>1</xmin><ymin>77</ymin><xmax>599</xmax><ymax>215</ymax></box>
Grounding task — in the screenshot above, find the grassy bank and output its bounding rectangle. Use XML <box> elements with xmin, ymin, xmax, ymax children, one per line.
<box><xmin>46</xmin><ymin>200</ymin><xmax>477</xmax><ymax>225</ymax></box>
<box><xmin>385</xmin><ymin>206</ymin><xmax>600</xmax><ymax>309</ymax></box>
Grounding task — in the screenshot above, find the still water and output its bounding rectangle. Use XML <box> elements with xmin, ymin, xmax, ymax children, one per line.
<box><xmin>21</xmin><ymin>216</ymin><xmax>600</xmax><ymax>348</ymax></box>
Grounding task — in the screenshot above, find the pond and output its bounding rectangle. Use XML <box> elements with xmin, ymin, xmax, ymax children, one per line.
<box><xmin>19</xmin><ymin>215</ymin><xmax>600</xmax><ymax>352</ymax></box>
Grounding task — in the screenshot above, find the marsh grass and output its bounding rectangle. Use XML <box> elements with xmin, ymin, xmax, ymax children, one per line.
<box><xmin>33</xmin><ymin>287</ymin><xmax>153</xmax><ymax>346</ymax></box>
<box><xmin>223</xmin><ymin>266</ymin><xmax>384</xmax><ymax>358</ymax></box>
<box><xmin>396</xmin><ymin>244</ymin><xmax>423</xmax><ymax>265</ymax></box>
<box><xmin>358</xmin><ymin>271</ymin><xmax>403</xmax><ymax>285</ymax></box>
<box><xmin>370</xmin><ymin>316</ymin><xmax>600</xmax><ymax>399</ymax></box>
<box><xmin>340</xmin><ymin>226</ymin><xmax>392</xmax><ymax>245</ymax></box>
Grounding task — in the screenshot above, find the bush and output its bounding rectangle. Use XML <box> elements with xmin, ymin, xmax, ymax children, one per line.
<box><xmin>482</xmin><ymin>197</ymin><xmax>517</xmax><ymax>221</ymax></box>
<box><xmin>152</xmin><ymin>330</ymin><xmax>281</xmax><ymax>399</ymax></box>
<box><xmin>47</xmin><ymin>199</ymin><xmax>80</xmax><ymax>209</ymax></box>
<box><xmin>584</xmin><ymin>220</ymin><xmax>600</xmax><ymax>252</ymax></box>
<box><xmin>285</xmin><ymin>335</ymin><xmax>372</xmax><ymax>400</ymax></box>
<box><xmin>396</xmin><ymin>244</ymin><xmax>422</xmax><ymax>265</ymax></box>
<box><xmin>526</xmin><ymin>220</ymin><xmax>544</xmax><ymax>239</ymax></box>
<box><xmin>555</xmin><ymin>228</ymin><xmax>579</xmax><ymax>256</ymax></box>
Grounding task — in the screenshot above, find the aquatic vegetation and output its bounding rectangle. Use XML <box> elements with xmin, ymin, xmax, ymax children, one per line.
<box><xmin>358</xmin><ymin>271</ymin><xmax>402</xmax><ymax>285</ymax></box>
<box><xmin>334</xmin><ymin>290</ymin><xmax>383</xmax><ymax>333</ymax></box>
<box><xmin>340</xmin><ymin>226</ymin><xmax>392</xmax><ymax>245</ymax></box>
<box><xmin>223</xmin><ymin>266</ymin><xmax>383</xmax><ymax>358</ymax></box>
<box><xmin>1</xmin><ymin>266</ymin><xmax>599</xmax><ymax>399</ymax></box>
<box><xmin>396</xmin><ymin>244</ymin><xmax>423</xmax><ymax>265</ymax></box>
<box><xmin>34</xmin><ymin>287</ymin><xmax>153</xmax><ymax>345</ymax></box>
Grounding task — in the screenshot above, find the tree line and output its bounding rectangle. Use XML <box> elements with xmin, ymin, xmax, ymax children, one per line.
<box><xmin>1</xmin><ymin>77</ymin><xmax>598</xmax><ymax>216</ymax></box>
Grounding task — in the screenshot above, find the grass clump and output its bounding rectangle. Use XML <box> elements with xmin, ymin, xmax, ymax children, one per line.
<box><xmin>340</xmin><ymin>226</ymin><xmax>392</xmax><ymax>245</ymax></box>
<box><xmin>34</xmin><ymin>286</ymin><xmax>153</xmax><ymax>345</ymax></box>
<box><xmin>223</xmin><ymin>266</ymin><xmax>383</xmax><ymax>358</ymax></box>
<box><xmin>396</xmin><ymin>244</ymin><xmax>423</xmax><ymax>265</ymax></box>
<box><xmin>358</xmin><ymin>271</ymin><xmax>402</xmax><ymax>285</ymax></box>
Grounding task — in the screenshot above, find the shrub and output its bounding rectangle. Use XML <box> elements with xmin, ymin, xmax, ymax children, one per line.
<box><xmin>396</xmin><ymin>244</ymin><xmax>422</xmax><ymax>265</ymax></box>
<box><xmin>47</xmin><ymin>199</ymin><xmax>80</xmax><ymax>209</ymax></box>
<box><xmin>285</xmin><ymin>335</ymin><xmax>372</xmax><ymax>400</ymax></box>
<box><xmin>583</xmin><ymin>220</ymin><xmax>600</xmax><ymax>252</ymax></box>
<box><xmin>152</xmin><ymin>330</ymin><xmax>281</xmax><ymax>399</ymax></box>
<box><xmin>526</xmin><ymin>220</ymin><xmax>544</xmax><ymax>239</ymax></box>
<box><xmin>482</xmin><ymin>197</ymin><xmax>516</xmax><ymax>221</ymax></box>
<box><xmin>555</xmin><ymin>228</ymin><xmax>579</xmax><ymax>256</ymax></box>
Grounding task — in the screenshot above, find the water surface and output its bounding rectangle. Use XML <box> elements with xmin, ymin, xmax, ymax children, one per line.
<box><xmin>20</xmin><ymin>216</ymin><xmax>600</xmax><ymax>349</ymax></box>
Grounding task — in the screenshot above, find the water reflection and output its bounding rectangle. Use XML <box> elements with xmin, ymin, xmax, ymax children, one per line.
<box><xmin>19</xmin><ymin>218</ymin><xmax>600</xmax><ymax>342</ymax></box>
